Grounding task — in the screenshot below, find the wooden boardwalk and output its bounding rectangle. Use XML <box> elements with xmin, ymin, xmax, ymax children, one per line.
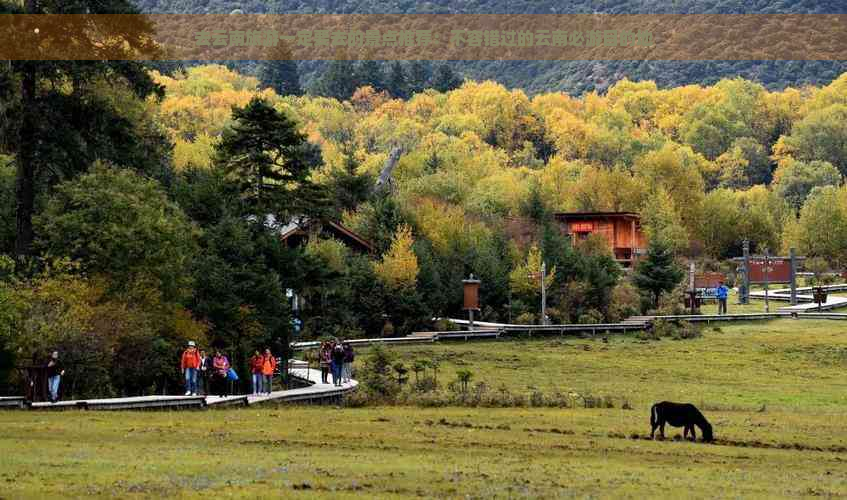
<box><xmin>15</xmin><ymin>362</ymin><xmax>356</xmax><ymax>411</ymax></box>
<box><xmin>0</xmin><ymin>396</ymin><xmax>26</xmax><ymax>409</ymax></box>
<box><xmin>12</xmin><ymin>303</ymin><xmax>847</xmax><ymax>410</ymax></box>
<box><xmin>748</xmin><ymin>284</ymin><xmax>847</xmax><ymax>312</ymax></box>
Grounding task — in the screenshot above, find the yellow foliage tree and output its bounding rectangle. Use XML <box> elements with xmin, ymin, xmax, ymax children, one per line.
<box><xmin>509</xmin><ymin>244</ymin><xmax>555</xmax><ymax>297</ymax></box>
<box><xmin>373</xmin><ymin>224</ymin><xmax>419</xmax><ymax>290</ymax></box>
<box><xmin>305</xmin><ymin>237</ymin><xmax>350</xmax><ymax>274</ymax></box>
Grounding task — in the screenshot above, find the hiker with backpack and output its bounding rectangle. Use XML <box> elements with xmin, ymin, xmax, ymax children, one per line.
<box><xmin>331</xmin><ymin>341</ymin><xmax>346</xmax><ymax>387</ymax></box>
<box><xmin>211</xmin><ymin>350</ymin><xmax>231</xmax><ymax>397</ymax></box>
<box><xmin>261</xmin><ymin>348</ymin><xmax>276</xmax><ymax>395</ymax></box>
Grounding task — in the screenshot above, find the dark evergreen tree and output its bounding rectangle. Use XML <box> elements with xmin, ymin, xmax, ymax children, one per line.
<box><xmin>326</xmin><ymin>153</ymin><xmax>374</xmax><ymax>215</ymax></box>
<box><xmin>633</xmin><ymin>240</ymin><xmax>684</xmax><ymax>308</ymax></box>
<box><xmin>521</xmin><ymin>183</ymin><xmax>549</xmax><ymax>223</ymax></box>
<box><xmin>214</xmin><ymin>97</ymin><xmax>327</xmax><ymax>220</ymax></box>
<box><xmin>431</xmin><ymin>63</ymin><xmax>463</xmax><ymax>93</ymax></box>
<box><xmin>407</xmin><ymin>61</ymin><xmax>431</xmax><ymax>96</ymax></box>
<box><xmin>386</xmin><ymin>61</ymin><xmax>408</xmax><ymax>99</ymax></box>
<box><xmin>258</xmin><ymin>44</ymin><xmax>302</xmax><ymax>96</ymax></box>
<box><xmin>312</xmin><ymin>59</ymin><xmax>359</xmax><ymax>101</ymax></box>
<box><xmin>353</xmin><ymin>60</ymin><xmax>386</xmax><ymax>92</ymax></box>
<box><xmin>191</xmin><ymin>216</ymin><xmax>295</xmax><ymax>378</ymax></box>
<box><xmin>2</xmin><ymin>0</ymin><xmax>165</xmax><ymax>260</ymax></box>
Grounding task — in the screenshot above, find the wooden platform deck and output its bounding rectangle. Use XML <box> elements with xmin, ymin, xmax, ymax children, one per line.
<box><xmin>29</xmin><ymin>395</ymin><xmax>207</xmax><ymax>411</ymax></box>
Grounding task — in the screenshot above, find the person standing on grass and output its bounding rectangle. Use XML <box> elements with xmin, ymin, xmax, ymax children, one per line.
<box><xmin>198</xmin><ymin>349</ymin><xmax>210</xmax><ymax>395</ymax></box>
<box><xmin>716</xmin><ymin>280</ymin><xmax>729</xmax><ymax>315</ymax></box>
<box><xmin>319</xmin><ymin>341</ymin><xmax>331</xmax><ymax>384</ymax></box>
<box><xmin>331</xmin><ymin>341</ymin><xmax>345</xmax><ymax>386</ymax></box>
<box><xmin>250</xmin><ymin>350</ymin><xmax>264</xmax><ymax>395</ymax></box>
<box><xmin>45</xmin><ymin>351</ymin><xmax>64</xmax><ymax>403</ymax></box>
<box><xmin>342</xmin><ymin>342</ymin><xmax>354</xmax><ymax>383</ymax></box>
<box><xmin>262</xmin><ymin>348</ymin><xmax>276</xmax><ymax>395</ymax></box>
<box><xmin>212</xmin><ymin>350</ymin><xmax>231</xmax><ymax>397</ymax></box>
<box><xmin>180</xmin><ymin>341</ymin><xmax>201</xmax><ymax>396</ymax></box>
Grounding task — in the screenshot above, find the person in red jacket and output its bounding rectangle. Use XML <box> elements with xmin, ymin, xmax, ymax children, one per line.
<box><xmin>261</xmin><ymin>348</ymin><xmax>277</xmax><ymax>395</ymax></box>
<box><xmin>211</xmin><ymin>350</ymin><xmax>231</xmax><ymax>397</ymax></box>
<box><xmin>180</xmin><ymin>341</ymin><xmax>201</xmax><ymax>396</ymax></box>
<box><xmin>250</xmin><ymin>350</ymin><xmax>264</xmax><ymax>395</ymax></box>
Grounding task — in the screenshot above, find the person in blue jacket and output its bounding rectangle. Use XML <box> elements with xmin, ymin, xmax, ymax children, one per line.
<box><xmin>716</xmin><ymin>281</ymin><xmax>729</xmax><ymax>315</ymax></box>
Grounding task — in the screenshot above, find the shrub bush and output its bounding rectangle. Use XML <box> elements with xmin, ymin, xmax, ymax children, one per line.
<box><xmin>577</xmin><ymin>309</ymin><xmax>604</xmax><ymax>325</ymax></box>
<box><xmin>359</xmin><ymin>344</ymin><xmax>400</xmax><ymax>401</ymax></box>
<box><xmin>675</xmin><ymin>321</ymin><xmax>702</xmax><ymax>340</ymax></box>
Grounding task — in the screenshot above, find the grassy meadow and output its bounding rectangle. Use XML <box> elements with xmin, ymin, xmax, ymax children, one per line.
<box><xmin>364</xmin><ymin>319</ymin><xmax>847</xmax><ymax>411</ymax></box>
<box><xmin>3</xmin><ymin>319</ymin><xmax>847</xmax><ymax>498</ymax></box>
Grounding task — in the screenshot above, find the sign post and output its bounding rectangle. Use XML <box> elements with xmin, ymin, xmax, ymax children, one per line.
<box><xmin>462</xmin><ymin>274</ymin><xmax>481</xmax><ymax>331</ymax></box>
<box><xmin>734</xmin><ymin>249</ymin><xmax>805</xmax><ymax>309</ymax></box>
<box><xmin>741</xmin><ymin>239</ymin><xmax>750</xmax><ymax>304</ymax></box>
<box><xmin>540</xmin><ymin>261</ymin><xmax>548</xmax><ymax>326</ymax></box>
<box><xmin>688</xmin><ymin>262</ymin><xmax>697</xmax><ymax>314</ymax></box>
<box><xmin>763</xmin><ymin>248</ymin><xmax>770</xmax><ymax>313</ymax></box>
<box><xmin>789</xmin><ymin>247</ymin><xmax>797</xmax><ymax>306</ymax></box>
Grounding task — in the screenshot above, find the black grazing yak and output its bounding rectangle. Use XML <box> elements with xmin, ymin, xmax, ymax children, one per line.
<box><xmin>650</xmin><ymin>401</ymin><xmax>714</xmax><ymax>442</ymax></box>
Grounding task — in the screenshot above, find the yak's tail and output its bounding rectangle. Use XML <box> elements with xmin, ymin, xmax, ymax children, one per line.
<box><xmin>650</xmin><ymin>403</ymin><xmax>658</xmax><ymax>428</ymax></box>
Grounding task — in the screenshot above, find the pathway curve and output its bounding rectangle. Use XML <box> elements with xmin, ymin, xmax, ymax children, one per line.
<box><xmin>748</xmin><ymin>283</ymin><xmax>847</xmax><ymax>312</ymax></box>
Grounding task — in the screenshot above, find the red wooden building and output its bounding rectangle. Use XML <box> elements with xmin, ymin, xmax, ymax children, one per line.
<box><xmin>554</xmin><ymin>212</ymin><xmax>647</xmax><ymax>267</ymax></box>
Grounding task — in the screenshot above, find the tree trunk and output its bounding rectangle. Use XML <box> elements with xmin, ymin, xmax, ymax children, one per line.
<box><xmin>14</xmin><ymin>65</ymin><xmax>36</xmax><ymax>261</ymax></box>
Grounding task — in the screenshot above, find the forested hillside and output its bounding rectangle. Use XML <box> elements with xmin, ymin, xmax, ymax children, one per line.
<box><xmin>137</xmin><ymin>0</ymin><xmax>847</xmax><ymax>93</ymax></box>
<box><xmin>4</xmin><ymin>57</ymin><xmax>847</xmax><ymax>396</ymax></box>
<box><xmin>3</xmin><ymin>0</ymin><xmax>847</xmax><ymax>399</ymax></box>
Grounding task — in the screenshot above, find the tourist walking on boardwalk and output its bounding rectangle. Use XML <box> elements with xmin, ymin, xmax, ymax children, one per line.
<box><xmin>45</xmin><ymin>351</ymin><xmax>64</xmax><ymax>403</ymax></box>
<box><xmin>180</xmin><ymin>341</ymin><xmax>201</xmax><ymax>396</ymax></box>
<box><xmin>342</xmin><ymin>342</ymin><xmax>354</xmax><ymax>383</ymax></box>
<box><xmin>250</xmin><ymin>350</ymin><xmax>264</xmax><ymax>395</ymax></box>
<box><xmin>198</xmin><ymin>349</ymin><xmax>210</xmax><ymax>395</ymax></box>
<box><xmin>212</xmin><ymin>350</ymin><xmax>231</xmax><ymax>397</ymax></box>
<box><xmin>716</xmin><ymin>280</ymin><xmax>729</xmax><ymax>315</ymax></box>
<box><xmin>331</xmin><ymin>341</ymin><xmax>345</xmax><ymax>386</ymax></box>
<box><xmin>319</xmin><ymin>341</ymin><xmax>331</xmax><ymax>384</ymax></box>
<box><xmin>262</xmin><ymin>348</ymin><xmax>276</xmax><ymax>395</ymax></box>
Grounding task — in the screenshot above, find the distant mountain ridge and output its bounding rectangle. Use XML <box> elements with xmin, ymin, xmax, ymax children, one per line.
<box><xmin>138</xmin><ymin>0</ymin><xmax>847</xmax><ymax>94</ymax></box>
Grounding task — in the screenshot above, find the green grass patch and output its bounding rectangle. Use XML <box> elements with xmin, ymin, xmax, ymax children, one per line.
<box><xmin>358</xmin><ymin>319</ymin><xmax>847</xmax><ymax>411</ymax></box>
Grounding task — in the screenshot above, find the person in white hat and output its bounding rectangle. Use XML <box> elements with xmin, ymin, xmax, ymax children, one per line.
<box><xmin>180</xmin><ymin>341</ymin><xmax>201</xmax><ymax>395</ymax></box>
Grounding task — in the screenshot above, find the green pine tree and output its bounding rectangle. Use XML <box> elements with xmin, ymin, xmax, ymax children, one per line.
<box><xmin>214</xmin><ymin>97</ymin><xmax>326</xmax><ymax>219</ymax></box>
<box><xmin>431</xmin><ymin>63</ymin><xmax>462</xmax><ymax>93</ymax></box>
<box><xmin>386</xmin><ymin>61</ymin><xmax>408</xmax><ymax>99</ymax></box>
<box><xmin>3</xmin><ymin>0</ymin><xmax>164</xmax><ymax>259</ymax></box>
<box><xmin>258</xmin><ymin>44</ymin><xmax>302</xmax><ymax>96</ymax></box>
<box><xmin>313</xmin><ymin>59</ymin><xmax>359</xmax><ymax>101</ymax></box>
<box><xmin>632</xmin><ymin>240</ymin><xmax>684</xmax><ymax>308</ymax></box>
<box><xmin>354</xmin><ymin>60</ymin><xmax>386</xmax><ymax>92</ymax></box>
<box><xmin>407</xmin><ymin>61</ymin><xmax>431</xmax><ymax>96</ymax></box>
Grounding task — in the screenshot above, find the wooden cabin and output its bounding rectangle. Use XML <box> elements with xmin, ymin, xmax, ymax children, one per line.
<box><xmin>277</xmin><ymin>217</ymin><xmax>374</xmax><ymax>254</ymax></box>
<box><xmin>554</xmin><ymin>212</ymin><xmax>646</xmax><ymax>267</ymax></box>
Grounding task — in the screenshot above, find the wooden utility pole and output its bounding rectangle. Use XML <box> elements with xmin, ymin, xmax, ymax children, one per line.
<box><xmin>741</xmin><ymin>239</ymin><xmax>750</xmax><ymax>304</ymax></box>
<box><xmin>688</xmin><ymin>261</ymin><xmax>697</xmax><ymax>315</ymax></box>
<box><xmin>540</xmin><ymin>261</ymin><xmax>547</xmax><ymax>326</ymax></box>
<box><xmin>763</xmin><ymin>248</ymin><xmax>770</xmax><ymax>313</ymax></box>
